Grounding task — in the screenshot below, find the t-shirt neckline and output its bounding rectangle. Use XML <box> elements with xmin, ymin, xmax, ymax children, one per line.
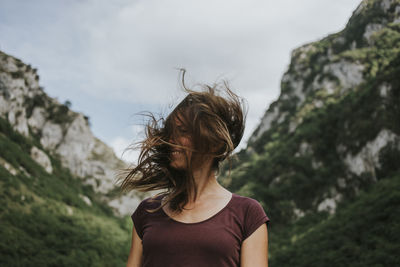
<box><xmin>160</xmin><ymin>193</ymin><xmax>235</xmax><ymax>225</ymax></box>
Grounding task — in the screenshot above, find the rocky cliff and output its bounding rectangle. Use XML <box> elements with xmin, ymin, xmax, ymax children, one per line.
<box><xmin>217</xmin><ymin>1</ymin><xmax>400</xmax><ymax>264</ymax></box>
<box><xmin>221</xmin><ymin>0</ymin><xmax>400</xmax><ymax>225</ymax></box>
<box><xmin>250</xmin><ymin>0</ymin><xmax>400</xmax><ymax>144</ymax></box>
<box><xmin>0</xmin><ymin>50</ymin><xmax>142</xmax><ymax>216</ymax></box>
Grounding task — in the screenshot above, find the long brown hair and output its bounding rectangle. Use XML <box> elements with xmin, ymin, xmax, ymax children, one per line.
<box><xmin>118</xmin><ymin>70</ymin><xmax>247</xmax><ymax>213</ymax></box>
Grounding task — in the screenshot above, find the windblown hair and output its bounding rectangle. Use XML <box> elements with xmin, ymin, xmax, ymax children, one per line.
<box><xmin>118</xmin><ymin>70</ymin><xmax>247</xmax><ymax>214</ymax></box>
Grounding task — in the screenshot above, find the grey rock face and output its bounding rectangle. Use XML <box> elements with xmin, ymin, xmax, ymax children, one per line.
<box><xmin>30</xmin><ymin>146</ymin><xmax>53</xmax><ymax>174</ymax></box>
<box><xmin>0</xmin><ymin>157</ymin><xmax>18</xmax><ymax>176</ymax></box>
<box><xmin>363</xmin><ymin>23</ymin><xmax>384</xmax><ymax>45</ymax></box>
<box><xmin>340</xmin><ymin>129</ymin><xmax>400</xmax><ymax>179</ymax></box>
<box><xmin>395</xmin><ymin>5</ymin><xmax>400</xmax><ymax>23</ymax></box>
<box><xmin>249</xmin><ymin>106</ymin><xmax>279</xmax><ymax>143</ymax></box>
<box><xmin>40</xmin><ymin>121</ymin><xmax>63</xmax><ymax>149</ymax></box>
<box><xmin>322</xmin><ymin>60</ymin><xmax>364</xmax><ymax>94</ymax></box>
<box><xmin>28</xmin><ymin>107</ymin><xmax>47</xmax><ymax>134</ymax></box>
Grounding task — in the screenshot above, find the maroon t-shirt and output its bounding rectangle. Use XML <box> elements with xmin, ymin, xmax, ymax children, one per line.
<box><xmin>131</xmin><ymin>193</ymin><xmax>270</xmax><ymax>267</ymax></box>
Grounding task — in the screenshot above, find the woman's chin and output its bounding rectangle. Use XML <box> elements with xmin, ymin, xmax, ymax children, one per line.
<box><xmin>170</xmin><ymin>161</ymin><xmax>186</xmax><ymax>170</ymax></box>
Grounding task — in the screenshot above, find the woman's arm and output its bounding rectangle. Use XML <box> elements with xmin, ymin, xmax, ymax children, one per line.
<box><xmin>240</xmin><ymin>223</ymin><xmax>268</xmax><ymax>267</ymax></box>
<box><xmin>126</xmin><ymin>224</ymin><xmax>143</xmax><ymax>267</ymax></box>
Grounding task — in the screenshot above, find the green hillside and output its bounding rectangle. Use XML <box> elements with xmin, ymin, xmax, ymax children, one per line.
<box><xmin>271</xmin><ymin>173</ymin><xmax>400</xmax><ymax>266</ymax></box>
<box><xmin>0</xmin><ymin>117</ymin><xmax>131</xmax><ymax>266</ymax></box>
<box><xmin>219</xmin><ymin>0</ymin><xmax>400</xmax><ymax>264</ymax></box>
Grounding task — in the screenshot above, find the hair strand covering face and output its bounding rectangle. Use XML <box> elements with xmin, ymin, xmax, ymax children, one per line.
<box><xmin>117</xmin><ymin>69</ymin><xmax>248</xmax><ymax>214</ymax></box>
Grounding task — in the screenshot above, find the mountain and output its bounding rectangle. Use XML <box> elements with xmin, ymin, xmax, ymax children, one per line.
<box><xmin>0</xmin><ymin>116</ymin><xmax>131</xmax><ymax>266</ymax></box>
<box><xmin>220</xmin><ymin>0</ymin><xmax>400</xmax><ymax>265</ymax></box>
<box><xmin>0</xmin><ymin>50</ymin><xmax>150</xmax><ymax>265</ymax></box>
<box><xmin>0</xmin><ymin>49</ymin><xmax>148</xmax><ymax>216</ymax></box>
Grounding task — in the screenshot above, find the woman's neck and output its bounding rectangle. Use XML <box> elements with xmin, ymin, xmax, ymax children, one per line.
<box><xmin>188</xmin><ymin>165</ymin><xmax>227</xmax><ymax>204</ymax></box>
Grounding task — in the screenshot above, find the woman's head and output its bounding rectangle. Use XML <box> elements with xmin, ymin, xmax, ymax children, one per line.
<box><xmin>118</xmin><ymin>70</ymin><xmax>247</xmax><ymax>212</ymax></box>
<box><xmin>164</xmin><ymin>82</ymin><xmax>246</xmax><ymax>173</ymax></box>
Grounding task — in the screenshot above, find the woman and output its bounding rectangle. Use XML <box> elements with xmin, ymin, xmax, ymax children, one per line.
<box><xmin>120</xmin><ymin>71</ymin><xmax>270</xmax><ymax>267</ymax></box>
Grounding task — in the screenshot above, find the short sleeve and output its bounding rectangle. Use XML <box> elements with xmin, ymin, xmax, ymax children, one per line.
<box><xmin>131</xmin><ymin>200</ymin><xmax>145</xmax><ymax>240</ymax></box>
<box><xmin>243</xmin><ymin>198</ymin><xmax>270</xmax><ymax>240</ymax></box>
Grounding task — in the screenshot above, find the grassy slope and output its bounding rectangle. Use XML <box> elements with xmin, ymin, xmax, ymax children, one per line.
<box><xmin>0</xmin><ymin>117</ymin><xmax>132</xmax><ymax>267</ymax></box>
<box><xmin>270</xmin><ymin>174</ymin><xmax>400</xmax><ymax>266</ymax></box>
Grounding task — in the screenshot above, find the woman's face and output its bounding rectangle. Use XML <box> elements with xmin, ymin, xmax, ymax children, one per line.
<box><xmin>169</xmin><ymin>116</ymin><xmax>192</xmax><ymax>170</ymax></box>
<box><xmin>169</xmin><ymin>135</ymin><xmax>192</xmax><ymax>169</ymax></box>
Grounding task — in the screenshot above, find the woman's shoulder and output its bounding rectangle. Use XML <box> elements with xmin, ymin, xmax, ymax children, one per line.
<box><xmin>231</xmin><ymin>193</ymin><xmax>263</xmax><ymax>208</ymax></box>
<box><xmin>232</xmin><ymin>193</ymin><xmax>270</xmax><ymax>227</ymax></box>
<box><xmin>133</xmin><ymin>193</ymin><xmax>165</xmax><ymax>214</ymax></box>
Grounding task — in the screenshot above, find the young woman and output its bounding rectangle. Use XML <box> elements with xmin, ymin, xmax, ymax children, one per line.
<box><xmin>120</xmin><ymin>71</ymin><xmax>270</xmax><ymax>267</ymax></box>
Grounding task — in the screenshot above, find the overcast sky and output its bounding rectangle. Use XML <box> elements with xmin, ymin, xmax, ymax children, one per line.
<box><xmin>0</xmin><ymin>0</ymin><xmax>361</xmax><ymax>163</ymax></box>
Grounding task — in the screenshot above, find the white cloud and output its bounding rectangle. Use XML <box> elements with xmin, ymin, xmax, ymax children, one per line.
<box><xmin>0</xmin><ymin>0</ymin><xmax>361</xmax><ymax>153</ymax></box>
<box><xmin>73</xmin><ymin>0</ymin><xmax>360</xmax><ymax>132</ymax></box>
<box><xmin>51</xmin><ymin>0</ymin><xmax>360</xmax><ymax>105</ymax></box>
<box><xmin>110</xmin><ymin>124</ymin><xmax>146</xmax><ymax>163</ymax></box>
<box><xmin>110</xmin><ymin>136</ymin><xmax>136</xmax><ymax>163</ymax></box>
